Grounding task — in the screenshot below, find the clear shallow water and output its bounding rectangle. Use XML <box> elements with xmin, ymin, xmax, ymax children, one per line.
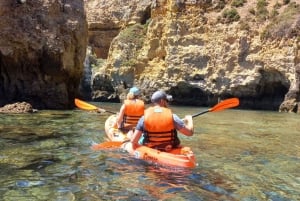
<box><xmin>0</xmin><ymin>103</ymin><xmax>299</xmax><ymax>201</ymax></box>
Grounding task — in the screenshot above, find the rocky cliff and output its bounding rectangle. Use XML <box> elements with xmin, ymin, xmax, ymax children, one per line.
<box><xmin>85</xmin><ymin>0</ymin><xmax>300</xmax><ymax>112</ymax></box>
<box><xmin>0</xmin><ymin>0</ymin><xmax>87</xmax><ymax>109</ymax></box>
<box><xmin>1</xmin><ymin>0</ymin><xmax>298</xmax><ymax>112</ymax></box>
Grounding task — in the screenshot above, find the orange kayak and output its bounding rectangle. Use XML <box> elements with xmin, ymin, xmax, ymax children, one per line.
<box><xmin>104</xmin><ymin>114</ymin><xmax>128</xmax><ymax>142</ymax></box>
<box><xmin>105</xmin><ymin>115</ymin><xmax>196</xmax><ymax>168</ymax></box>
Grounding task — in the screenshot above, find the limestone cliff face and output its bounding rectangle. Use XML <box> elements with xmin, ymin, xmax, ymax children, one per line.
<box><xmin>86</xmin><ymin>0</ymin><xmax>299</xmax><ymax>112</ymax></box>
<box><xmin>0</xmin><ymin>0</ymin><xmax>87</xmax><ymax>109</ymax></box>
<box><xmin>85</xmin><ymin>0</ymin><xmax>151</xmax><ymax>59</ymax></box>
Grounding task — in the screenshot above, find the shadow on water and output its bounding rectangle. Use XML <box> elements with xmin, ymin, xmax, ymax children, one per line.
<box><xmin>0</xmin><ymin>105</ymin><xmax>299</xmax><ymax>200</ymax></box>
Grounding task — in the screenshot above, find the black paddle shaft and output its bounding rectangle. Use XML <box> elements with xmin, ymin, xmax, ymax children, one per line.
<box><xmin>192</xmin><ymin>110</ymin><xmax>209</xmax><ymax>118</ymax></box>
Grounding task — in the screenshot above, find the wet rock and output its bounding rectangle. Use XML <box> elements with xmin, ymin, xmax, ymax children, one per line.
<box><xmin>279</xmin><ymin>63</ymin><xmax>300</xmax><ymax>113</ymax></box>
<box><xmin>0</xmin><ymin>0</ymin><xmax>88</xmax><ymax>109</ymax></box>
<box><xmin>0</xmin><ymin>102</ymin><xmax>37</xmax><ymax>113</ymax></box>
<box><xmin>91</xmin><ymin>73</ymin><xmax>120</xmax><ymax>102</ymax></box>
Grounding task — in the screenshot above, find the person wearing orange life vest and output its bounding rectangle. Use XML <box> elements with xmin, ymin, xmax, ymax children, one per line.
<box><xmin>115</xmin><ymin>87</ymin><xmax>145</xmax><ymax>132</ymax></box>
<box><xmin>124</xmin><ymin>90</ymin><xmax>194</xmax><ymax>152</ymax></box>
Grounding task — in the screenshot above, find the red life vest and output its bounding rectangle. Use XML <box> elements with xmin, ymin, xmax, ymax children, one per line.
<box><xmin>143</xmin><ymin>106</ymin><xmax>179</xmax><ymax>149</ymax></box>
<box><xmin>122</xmin><ymin>99</ymin><xmax>144</xmax><ymax>129</ymax></box>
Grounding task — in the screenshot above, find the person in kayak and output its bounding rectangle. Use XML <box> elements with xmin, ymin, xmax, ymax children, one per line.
<box><xmin>115</xmin><ymin>87</ymin><xmax>145</xmax><ymax>132</ymax></box>
<box><xmin>124</xmin><ymin>90</ymin><xmax>194</xmax><ymax>152</ymax></box>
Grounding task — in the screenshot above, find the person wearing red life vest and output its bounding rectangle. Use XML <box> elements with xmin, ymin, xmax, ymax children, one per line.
<box><xmin>124</xmin><ymin>90</ymin><xmax>194</xmax><ymax>152</ymax></box>
<box><xmin>115</xmin><ymin>87</ymin><xmax>145</xmax><ymax>132</ymax></box>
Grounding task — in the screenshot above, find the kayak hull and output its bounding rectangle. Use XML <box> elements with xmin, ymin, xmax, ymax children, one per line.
<box><xmin>105</xmin><ymin>114</ymin><xmax>196</xmax><ymax>168</ymax></box>
<box><xmin>131</xmin><ymin>145</ymin><xmax>196</xmax><ymax>168</ymax></box>
<box><xmin>104</xmin><ymin>114</ymin><xmax>128</xmax><ymax>142</ymax></box>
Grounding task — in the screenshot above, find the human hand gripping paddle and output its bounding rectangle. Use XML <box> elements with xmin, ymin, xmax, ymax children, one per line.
<box><xmin>91</xmin><ymin>98</ymin><xmax>240</xmax><ymax>150</ymax></box>
<box><xmin>74</xmin><ymin>98</ymin><xmax>116</xmax><ymax>114</ymax></box>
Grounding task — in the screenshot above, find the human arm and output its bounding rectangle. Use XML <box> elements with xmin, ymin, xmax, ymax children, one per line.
<box><xmin>123</xmin><ymin>127</ymin><xmax>143</xmax><ymax>153</ymax></box>
<box><xmin>173</xmin><ymin>114</ymin><xmax>194</xmax><ymax>136</ymax></box>
<box><xmin>122</xmin><ymin>116</ymin><xmax>144</xmax><ymax>152</ymax></box>
<box><xmin>115</xmin><ymin>104</ymin><xmax>125</xmax><ymax>128</ymax></box>
<box><xmin>130</xmin><ymin>116</ymin><xmax>144</xmax><ymax>147</ymax></box>
<box><xmin>130</xmin><ymin>129</ymin><xmax>143</xmax><ymax>149</ymax></box>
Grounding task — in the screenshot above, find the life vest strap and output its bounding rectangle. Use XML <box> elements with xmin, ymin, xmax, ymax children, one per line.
<box><xmin>146</xmin><ymin>130</ymin><xmax>171</xmax><ymax>134</ymax></box>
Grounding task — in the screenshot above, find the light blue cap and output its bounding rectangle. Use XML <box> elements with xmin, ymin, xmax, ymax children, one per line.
<box><xmin>129</xmin><ymin>87</ymin><xmax>140</xmax><ymax>96</ymax></box>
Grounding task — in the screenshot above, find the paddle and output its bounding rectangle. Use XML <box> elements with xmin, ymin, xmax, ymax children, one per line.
<box><xmin>91</xmin><ymin>97</ymin><xmax>240</xmax><ymax>150</ymax></box>
<box><xmin>191</xmin><ymin>98</ymin><xmax>239</xmax><ymax>118</ymax></box>
<box><xmin>91</xmin><ymin>141</ymin><xmax>124</xmax><ymax>150</ymax></box>
<box><xmin>74</xmin><ymin>98</ymin><xmax>116</xmax><ymax>114</ymax></box>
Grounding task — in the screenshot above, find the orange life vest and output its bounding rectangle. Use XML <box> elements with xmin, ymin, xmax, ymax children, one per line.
<box><xmin>143</xmin><ymin>106</ymin><xmax>179</xmax><ymax>149</ymax></box>
<box><xmin>122</xmin><ymin>99</ymin><xmax>144</xmax><ymax>129</ymax></box>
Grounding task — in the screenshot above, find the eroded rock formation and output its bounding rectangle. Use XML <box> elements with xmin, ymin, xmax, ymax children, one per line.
<box><xmin>0</xmin><ymin>0</ymin><xmax>87</xmax><ymax>109</ymax></box>
<box><xmin>2</xmin><ymin>0</ymin><xmax>298</xmax><ymax>111</ymax></box>
<box><xmin>85</xmin><ymin>0</ymin><xmax>151</xmax><ymax>59</ymax></box>
<box><xmin>279</xmin><ymin>63</ymin><xmax>300</xmax><ymax>113</ymax></box>
<box><xmin>86</xmin><ymin>0</ymin><xmax>300</xmax><ymax>112</ymax></box>
<box><xmin>0</xmin><ymin>102</ymin><xmax>35</xmax><ymax>113</ymax></box>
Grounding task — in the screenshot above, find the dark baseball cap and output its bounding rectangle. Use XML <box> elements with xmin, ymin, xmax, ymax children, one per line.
<box><xmin>151</xmin><ymin>90</ymin><xmax>173</xmax><ymax>103</ymax></box>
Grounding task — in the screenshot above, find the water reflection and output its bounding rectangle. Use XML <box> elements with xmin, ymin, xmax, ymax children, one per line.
<box><xmin>0</xmin><ymin>106</ymin><xmax>299</xmax><ymax>200</ymax></box>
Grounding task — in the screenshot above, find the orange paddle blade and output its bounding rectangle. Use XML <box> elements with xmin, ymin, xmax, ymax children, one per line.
<box><xmin>74</xmin><ymin>98</ymin><xmax>98</xmax><ymax>111</ymax></box>
<box><xmin>209</xmin><ymin>98</ymin><xmax>239</xmax><ymax>112</ymax></box>
<box><xmin>91</xmin><ymin>141</ymin><xmax>123</xmax><ymax>150</ymax></box>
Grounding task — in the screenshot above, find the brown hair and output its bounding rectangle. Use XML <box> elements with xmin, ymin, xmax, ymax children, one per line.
<box><xmin>127</xmin><ymin>92</ymin><xmax>135</xmax><ymax>100</ymax></box>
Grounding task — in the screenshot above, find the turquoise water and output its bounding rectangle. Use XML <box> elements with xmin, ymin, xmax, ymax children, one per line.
<box><xmin>0</xmin><ymin>103</ymin><xmax>299</xmax><ymax>200</ymax></box>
